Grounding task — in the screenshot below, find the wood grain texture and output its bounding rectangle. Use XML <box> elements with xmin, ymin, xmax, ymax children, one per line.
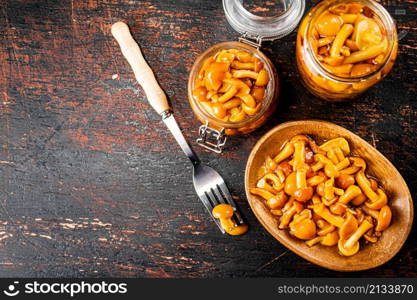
<box><xmin>0</xmin><ymin>0</ymin><xmax>416</xmax><ymax>277</ymax></box>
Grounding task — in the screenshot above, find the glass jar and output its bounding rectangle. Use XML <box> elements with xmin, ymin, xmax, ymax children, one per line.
<box><xmin>187</xmin><ymin>0</ymin><xmax>305</xmax><ymax>153</ymax></box>
<box><xmin>296</xmin><ymin>0</ymin><xmax>398</xmax><ymax>101</ymax></box>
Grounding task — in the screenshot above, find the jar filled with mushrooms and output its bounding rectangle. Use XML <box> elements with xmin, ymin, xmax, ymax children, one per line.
<box><xmin>296</xmin><ymin>0</ymin><xmax>398</xmax><ymax>101</ymax></box>
<box><xmin>188</xmin><ymin>0</ymin><xmax>305</xmax><ymax>153</ymax></box>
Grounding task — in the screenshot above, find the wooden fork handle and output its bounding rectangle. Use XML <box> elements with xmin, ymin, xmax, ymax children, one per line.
<box><xmin>111</xmin><ymin>21</ymin><xmax>170</xmax><ymax>115</ymax></box>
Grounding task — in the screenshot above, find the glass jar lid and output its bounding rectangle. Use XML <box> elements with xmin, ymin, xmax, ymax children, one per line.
<box><xmin>223</xmin><ymin>0</ymin><xmax>305</xmax><ymax>41</ymax></box>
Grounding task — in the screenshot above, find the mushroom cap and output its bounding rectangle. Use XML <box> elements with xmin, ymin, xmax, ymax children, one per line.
<box><xmin>316</xmin><ymin>12</ymin><xmax>344</xmax><ymax>36</ymax></box>
<box><xmin>319</xmin><ymin>137</ymin><xmax>350</xmax><ymax>155</ymax></box>
<box><xmin>294</xmin><ymin>186</ymin><xmax>314</xmax><ymax>202</ymax></box>
<box><xmin>321</xmin><ymin>231</ymin><xmax>339</xmax><ymax>246</ymax></box>
<box><xmin>212</xmin><ymin>204</ymin><xmax>234</xmax><ymax>219</ymax></box>
<box><xmin>354</xmin><ymin>17</ymin><xmax>383</xmax><ymax>50</ymax></box>
<box><xmin>192</xmin><ymin>86</ymin><xmax>208</xmax><ymax>102</ymax></box>
<box><xmin>255</xmin><ymin>69</ymin><xmax>269</xmax><ymax>86</ymax></box>
<box><xmin>223</xmin><ymin>78</ymin><xmax>251</xmax><ymax>94</ymax></box>
<box><xmin>364</xmin><ymin>231</ymin><xmax>378</xmax><ymax>243</ymax></box>
<box><xmin>330</xmin><ymin>202</ymin><xmax>347</xmax><ymax>215</ymax></box>
<box><xmin>267</xmin><ymin>191</ymin><xmax>288</xmax><ymax>209</ymax></box>
<box><xmin>290</xmin><ymin>218</ymin><xmax>317</xmax><ymax>240</ymax></box>
<box><xmin>225</xmin><ymin>224</ymin><xmax>249</xmax><ymax>236</ymax></box>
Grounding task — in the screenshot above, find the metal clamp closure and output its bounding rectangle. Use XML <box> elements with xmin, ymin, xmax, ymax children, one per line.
<box><xmin>238</xmin><ymin>32</ymin><xmax>263</xmax><ymax>49</ymax></box>
<box><xmin>197</xmin><ymin>121</ymin><xmax>227</xmax><ymax>154</ymax></box>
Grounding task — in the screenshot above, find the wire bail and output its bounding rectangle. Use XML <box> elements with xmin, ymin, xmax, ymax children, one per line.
<box><xmin>197</xmin><ymin>121</ymin><xmax>227</xmax><ymax>153</ymax></box>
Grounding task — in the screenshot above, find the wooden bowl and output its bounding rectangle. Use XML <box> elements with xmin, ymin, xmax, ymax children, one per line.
<box><xmin>245</xmin><ymin>120</ymin><xmax>413</xmax><ymax>271</ymax></box>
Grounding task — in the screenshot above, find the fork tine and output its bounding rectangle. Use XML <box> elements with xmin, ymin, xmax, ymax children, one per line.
<box><xmin>212</xmin><ymin>187</ymin><xmax>225</xmax><ymax>204</ymax></box>
<box><xmin>217</xmin><ymin>183</ymin><xmax>245</xmax><ymax>225</ymax></box>
<box><xmin>199</xmin><ymin>193</ymin><xmax>225</xmax><ymax>233</ymax></box>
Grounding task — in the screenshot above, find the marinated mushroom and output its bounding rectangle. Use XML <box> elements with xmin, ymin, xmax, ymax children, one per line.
<box><xmin>356</xmin><ymin>170</ymin><xmax>388</xmax><ymax>209</ymax></box>
<box><xmin>279</xmin><ymin>200</ymin><xmax>303</xmax><ymax>229</ymax></box>
<box><xmin>250</xmin><ymin>188</ymin><xmax>288</xmax><ymax>209</ymax></box>
<box><xmin>335</xmin><ymin>174</ymin><xmax>355</xmax><ymax>189</ymax></box>
<box><xmin>306</xmin><ymin>231</ymin><xmax>339</xmax><ymax>247</ymax></box>
<box><xmin>339</xmin><ymin>212</ymin><xmax>358</xmax><ymax>240</ymax></box>
<box><xmin>313</xmin><ymin>202</ymin><xmax>344</xmax><ymax>228</ymax></box>
<box><xmin>294</xmin><ymin>169</ymin><xmax>314</xmax><ymax>202</ymax></box>
<box><xmin>338</xmin><ymin>219</ymin><xmax>373</xmax><ymax>256</ymax></box>
<box><xmin>316</xmin><ymin>219</ymin><xmax>336</xmax><ymax>236</ymax></box>
<box><xmin>212</xmin><ymin>204</ymin><xmax>248</xmax><ymax>236</ymax></box>
<box><xmin>338</xmin><ymin>185</ymin><xmax>362</xmax><ymax>204</ymax></box>
<box><xmin>273</xmin><ymin>142</ymin><xmax>295</xmax><ymax>163</ymax></box>
<box><xmin>315</xmin><ymin>153</ymin><xmax>339</xmax><ymax>178</ymax></box>
<box><xmin>362</xmin><ymin>205</ymin><xmax>392</xmax><ymax>231</ymax></box>
<box><xmin>289</xmin><ymin>209</ymin><xmax>317</xmax><ymax>240</ymax></box>
<box><xmin>250</xmin><ymin>135</ymin><xmax>393</xmax><ymax>256</ymax></box>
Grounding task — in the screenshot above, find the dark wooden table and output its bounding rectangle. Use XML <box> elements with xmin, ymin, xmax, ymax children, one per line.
<box><xmin>0</xmin><ymin>0</ymin><xmax>416</xmax><ymax>278</ymax></box>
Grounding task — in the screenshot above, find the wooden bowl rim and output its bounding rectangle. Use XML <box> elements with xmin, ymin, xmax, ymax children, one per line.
<box><xmin>244</xmin><ymin>120</ymin><xmax>414</xmax><ymax>271</ymax></box>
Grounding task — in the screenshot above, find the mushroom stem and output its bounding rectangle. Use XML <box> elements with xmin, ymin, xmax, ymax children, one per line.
<box><xmin>375</xmin><ymin>205</ymin><xmax>392</xmax><ymax>231</ymax></box>
<box><xmin>334</xmin><ymin>147</ymin><xmax>345</xmax><ymax>161</ymax></box>
<box><xmin>335</xmin><ymin>157</ymin><xmax>350</xmax><ymax>170</ymax></box>
<box><xmin>289</xmin><ymin>209</ymin><xmax>316</xmax><ymax>240</ymax></box>
<box><xmin>315</xmin><ymin>154</ymin><xmax>339</xmax><ymax>177</ymax></box>
<box><xmin>339</xmin><ymin>212</ymin><xmax>358</xmax><ymax>240</ymax></box>
<box><xmin>340</xmin><ymin>166</ymin><xmax>360</xmax><ymax>175</ymax></box>
<box><xmin>292</xmin><ymin>140</ymin><xmax>306</xmax><ymax>170</ymax></box>
<box><xmin>250</xmin><ymin>188</ymin><xmax>275</xmax><ymax>201</ymax></box>
<box><xmin>324</xmin><ymin>178</ymin><xmax>336</xmax><ymax>201</ymax></box>
<box><xmin>364</xmin><ymin>189</ymin><xmax>388</xmax><ymax>209</ymax></box>
<box><xmin>363</xmin><ymin>206</ymin><xmax>392</xmax><ymax>231</ymax></box>
<box><xmin>319</xmin><ymin>138</ymin><xmax>350</xmax><ymax>154</ymax></box>
<box><xmin>212</xmin><ymin>204</ymin><xmax>248</xmax><ymax>236</ymax></box>
<box><xmin>296</xmin><ymin>169</ymin><xmax>307</xmax><ymax>189</ymax></box>
<box><xmin>273</xmin><ymin>142</ymin><xmax>294</xmax><ymax>163</ymax></box>
<box><xmin>338</xmin><ymin>185</ymin><xmax>362</xmax><ymax>204</ymax></box>
<box><xmin>279</xmin><ymin>202</ymin><xmax>303</xmax><ymax>229</ymax></box>
<box><xmin>256</xmin><ymin>178</ymin><xmax>276</xmax><ymax>194</ymax></box>
<box><xmin>362</xmin><ymin>206</ymin><xmax>379</xmax><ymax>219</ymax></box>
<box><xmin>307</xmin><ymin>175</ymin><xmax>325</xmax><ymax>186</ymax></box>
<box><xmin>263</xmin><ymin>173</ymin><xmax>283</xmax><ymax>190</ymax></box>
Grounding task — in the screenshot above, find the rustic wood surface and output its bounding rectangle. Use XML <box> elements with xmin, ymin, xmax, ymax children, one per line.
<box><xmin>0</xmin><ymin>0</ymin><xmax>416</xmax><ymax>278</ymax></box>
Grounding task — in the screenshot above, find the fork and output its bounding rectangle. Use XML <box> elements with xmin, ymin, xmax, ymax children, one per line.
<box><xmin>111</xmin><ymin>22</ymin><xmax>245</xmax><ymax>233</ymax></box>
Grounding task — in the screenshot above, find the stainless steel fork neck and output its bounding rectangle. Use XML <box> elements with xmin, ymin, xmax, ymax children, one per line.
<box><xmin>161</xmin><ymin>110</ymin><xmax>200</xmax><ymax>166</ymax></box>
<box><xmin>160</xmin><ymin>109</ymin><xmax>173</xmax><ymax>120</ymax></box>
